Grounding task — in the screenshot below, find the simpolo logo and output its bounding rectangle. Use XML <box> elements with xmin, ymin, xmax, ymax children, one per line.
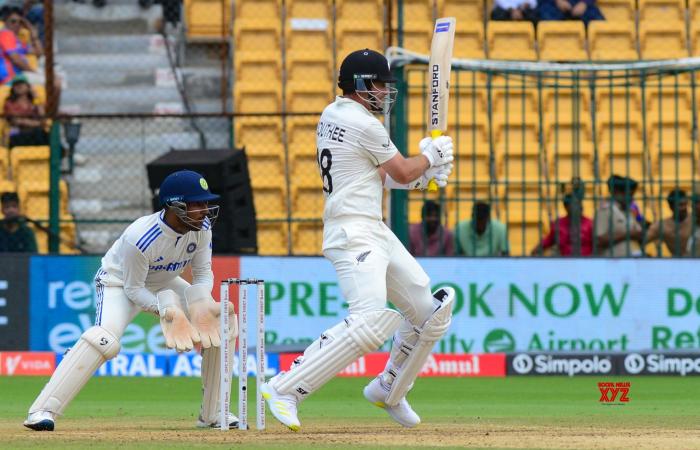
<box><xmin>533</xmin><ymin>355</ymin><xmax>612</xmax><ymax>376</ymax></box>
<box><xmin>624</xmin><ymin>353</ymin><xmax>645</xmax><ymax>374</ymax></box>
<box><xmin>512</xmin><ymin>354</ymin><xmax>533</xmax><ymax>374</ymax></box>
<box><xmin>483</xmin><ymin>329</ymin><xmax>516</xmax><ymax>352</ymax></box>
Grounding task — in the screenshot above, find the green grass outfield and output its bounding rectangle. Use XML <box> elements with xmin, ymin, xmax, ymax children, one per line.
<box><xmin>2</xmin><ymin>376</ymin><xmax>700</xmax><ymax>450</ymax></box>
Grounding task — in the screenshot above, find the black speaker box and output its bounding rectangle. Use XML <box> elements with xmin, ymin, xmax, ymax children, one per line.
<box><xmin>146</xmin><ymin>149</ymin><xmax>257</xmax><ymax>254</ymax></box>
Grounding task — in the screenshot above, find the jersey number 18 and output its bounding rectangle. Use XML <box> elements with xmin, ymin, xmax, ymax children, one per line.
<box><xmin>318</xmin><ymin>148</ymin><xmax>333</xmax><ymax>194</ymax></box>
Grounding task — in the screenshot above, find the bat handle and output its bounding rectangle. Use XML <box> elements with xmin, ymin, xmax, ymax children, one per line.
<box><xmin>427</xmin><ymin>129</ymin><xmax>443</xmax><ymax>192</ymax></box>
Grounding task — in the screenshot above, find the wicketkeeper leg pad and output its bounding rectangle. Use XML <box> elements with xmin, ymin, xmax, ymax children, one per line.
<box><xmin>199</xmin><ymin>313</ymin><xmax>238</xmax><ymax>424</ymax></box>
<box><xmin>271</xmin><ymin>309</ymin><xmax>403</xmax><ymax>401</ymax></box>
<box><xmin>29</xmin><ymin>326</ymin><xmax>120</xmax><ymax>415</ymax></box>
<box><xmin>383</xmin><ymin>287</ymin><xmax>454</xmax><ymax>406</ymax></box>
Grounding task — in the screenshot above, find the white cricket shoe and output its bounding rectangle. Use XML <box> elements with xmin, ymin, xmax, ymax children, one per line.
<box><xmin>260</xmin><ymin>381</ymin><xmax>301</xmax><ymax>432</ymax></box>
<box><xmin>363</xmin><ymin>377</ymin><xmax>421</xmax><ymax>428</ymax></box>
<box><xmin>23</xmin><ymin>410</ymin><xmax>56</xmax><ymax>431</ymax></box>
<box><xmin>196</xmin><ymin>412</ymin><xmax>241</xmax><ymax>429</ymax></box>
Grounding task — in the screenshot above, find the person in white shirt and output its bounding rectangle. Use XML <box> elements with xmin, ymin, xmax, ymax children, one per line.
<box><xmin>24</xmin><ymin>169</ymin><xmax>237</xmax><ymax>431</ymax></box>
<box><xmin>261</xmin><ymin>49</ymin><xmax>456</xmax><ymax>432</ymax></box>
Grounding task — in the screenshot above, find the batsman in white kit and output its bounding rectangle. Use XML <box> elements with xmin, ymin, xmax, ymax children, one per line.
<box><xmin>24</xmin><ymin>170</ymin><xmax>238</xmax><ymax>431</ymax></box>
<box><xmin>260</xmin><ymin>49</ymin><xmax>456</xmax><ymax>431</ymax></box>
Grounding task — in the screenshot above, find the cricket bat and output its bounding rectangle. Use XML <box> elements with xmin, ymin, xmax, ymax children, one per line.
<box><xmin>427</xmin><ymin>17</ymin><xmax>456</xmax><ymax>192</ymax></box>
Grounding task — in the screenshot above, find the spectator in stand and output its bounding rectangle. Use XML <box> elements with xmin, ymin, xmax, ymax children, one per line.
<box><xmin>594</xmin><ymin>175</ymin><xmax>644</xmax><ymax>257</ymax></box>
<box><xmin>645</xmin><ymin>188</ymin><xmax>691</xmax><ymax>257</ymax></box>
<box><xmin>530</xmin><ymin>192</ymin><xmax>593</xmax><ymax>256</ymax></box>
<box><xmin>491</xmin><ymin>0</ymin><xmax>538</xmax><ymax>22</ymax></box>
<box><xmin>685</xmin><ymin>191</ymin><xmax>700</xmax><ymax>257</ymax></box>
<box><xmin>0</xmin><ymin>7</ymin><xmax>61</xmax><ymax>114</ymax></box>
<box><xmin>4</xmin><ymin>74</ymin><xmax>47</xmax><ymax>147</ymax></box>
<box><xmin>455</xmin><ymin>201</ymin><xmax>509</xmax><ymax>256</ymax></box>
<box><xmin>409</xmin><ymin>200</ymin><xmax>454</xmax><ymax>257</ymax></box>
<box><xmin>0</xmin><ymin>191</ymin><xmax>36</xmax><ymax>252</ymax></box>
<box><xmin>537</xmin><ymin>0</ymin><xmax>605</xmax><ymax>24</ymax></box>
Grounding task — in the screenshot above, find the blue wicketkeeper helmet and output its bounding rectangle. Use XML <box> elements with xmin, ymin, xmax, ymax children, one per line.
<box><xmin>158</xmin><ymin>170</ymin><xmax>220</xmax><ymax>230</ymax></box>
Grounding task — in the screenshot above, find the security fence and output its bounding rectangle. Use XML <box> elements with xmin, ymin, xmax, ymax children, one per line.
<box><xmin>390</xmin><ymin>51</ymin><xmax>700</xmax><ymax>257</ymax></box>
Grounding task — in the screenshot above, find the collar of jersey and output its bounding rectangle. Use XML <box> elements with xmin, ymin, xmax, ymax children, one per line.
<box><xmin>158</xmin><ymin>210</ymin><xmax>184</xmax><ymax>238</ymax></box>
<box><xmin>336</xmin><ymin>95</ymin><xmax>372</xmax><ymax>116</ymax></box>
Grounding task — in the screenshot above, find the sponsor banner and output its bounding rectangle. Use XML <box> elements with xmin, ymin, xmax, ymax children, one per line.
<box><xmin>0</xmin><ymin>254</ymin><xmax>30</xmax><ymax>350</ymax></box>
<box><xmin>28</xmin><ymin>256</ymin><xmax>241</xmax><ymax>354</ymax></box>
<box><xmin>508</xmin><ymin>352</ymin><xmax>700</xmax><ymax>376</ymax></box>
<box><xmin>239</xmin><ymin>257</ymin><xmax>700</xmax><ymax>353</ymax></box>
<box><xmin>507</xmin><ymin>353</ymin><xmax>617</xmax><ymax>376</ymax></box>
<box><xmin>621</xmin><ymin>352</ymin><xmax>700</xmax><ymax>376</ymax></box>
<box><xmin>278</xmin><ymin>352</ymin><xmax>506</xmax><ymax>377</ymax></box>
<box><xmin>0</xmin><ymin>351</ymin><xmax>55</xmax><ymax>376</ymax></box>
<box><xmin>51</xmin><ymin>351</ymin><xmax>281</xmax><ymax>378</ymax></box>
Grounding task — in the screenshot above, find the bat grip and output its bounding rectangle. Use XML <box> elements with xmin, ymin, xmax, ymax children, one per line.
<box><xmin>427</xmin><ymin>130</ymin><xmax>443</xmax><ymax>192</ymax></box>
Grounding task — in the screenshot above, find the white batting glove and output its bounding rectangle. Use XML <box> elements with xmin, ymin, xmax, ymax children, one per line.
<box><xmin>157</xmin><ymin>290</ymin><xmax>201</xmax><ymax>353</ymax></box>
<box><xmin>408</xmin><ymin>163</ymin><xmax>453</xmax><ymax>190</ymax></box>
<box><xmin>420</xmin><ymin>135</ymin><xmax>454</xmax><ymax>168</ymax></box>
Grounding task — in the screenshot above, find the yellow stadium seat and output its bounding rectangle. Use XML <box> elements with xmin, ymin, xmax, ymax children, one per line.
<box><xmin>639</xmin><ymin>22</ymin><xmax>688</xmax><ymax>59</ymax></box>
<box><xmin>287</xmin><ymin>84</ymin><xmax>333</xmax><ymax>112</ymax></box>
<box><xmin>0</xmin><ymin>146</ymin><xmax>9</xmax><ymax>179</ymax></box>
<box><xmin>456</xmin><ymin>153</ymin><xmax>492</xmax><ymax>181</ymax></box>
<box><xmin>487</xmin><ymin>21</ymin><xmax>536</xmax><ymax>60</ymax></box>
<box><xmin>691</xmin><ymin>0</ymin><xmax>700</xmax><ymax>21</ymax></box>
<box><xmin>439</xmin><ymin>0</ymin><xmax>485</xmax><ymax>23</ymax></box>
<box><xmin>246</xmin><ymin>153</ymin><xmax>286</xmax><ymax>188</ymax></box>
<box><xmin>234</xmin><ymin>21</ymin><xmax>282</xmax><ymax>61</ymax></box>
<box><xmin>597</xmin><ymin>119</ymin><xmax>645</xmax><ymax>154</ymax></box>
<box><xmin>645</xmin><ymin>86</ymin><xmax>693</xmax><ymax>122</ymax></box>
<box><xmin>454</xmin><ymin>122</ymin><xmax>490</xmax><ymax>154</ymax></box>
<box><xmin>544</xmin><ymin>121</ymin><xmax>594</xmax><ymax>156</ymax></box>
<box><xmin>235</xmin><ymin>83</ymin><xmax>282</xmax><ymax>113</ymax></box>
<box><xmin>647</xmin><ymin>117</ymin><xmax>694</xmax><ymax>155</ymax></box>
<box><xmin>288</xmin><ymin>117</ymin><xmax>319</xmax><ymax>156</ymax></box>
<box><xmin>452</xmin><ymin>85</ymin><xmax>488</xmax><ymax>126</ymax></box>
<box><xmin>10</xmin><ymin>146</ymin><xmax>50</xmax><ymax>183</ymax></box>
<box><xmin>538</xmin><ymin>21</ymin><xmax>588</xmax><ymax>61</ymax></box>
<box><xmin>287</xmin><ymin>0</ymin><xmax>330</xmax><ymax>18</ymax></box>
<box><xmin>594</xmin><ymin>86</ymin><xmax>642</xmax><ymax>122</ymax></box>
<box><xmin>291</xmin><ymin>185</ymin><xmax>324</xmax><ymax>218</ymax></box>
<box><xmin>256</xmin><ymin>221</ymin><xmax>289</xmax><ymax>255</ymax></box>
<box><xmin>336</xmin><ymin>23</ymin><xmax>383</xmax><ymax>61</ymax></box>
<box><xmin>184</xmin><ymin>0</ymin><xmax>232</xmax><ymax>40</ymax></box>
<box><xmin>588</xmin><ymin>21</ymin><xmax>638</xmax><ymax>60</ymax></box>
<box><xmin>656</xmin><ymin>154</ymin><xmax>697</xmax><ymax>183</ymax></box>
<box><xmin>252</xmin><ymin>183</ymin><xmax>288</xmax><ymax>219</ymax></box>
<box><xmin>290</xmin><ymin>152</ymin><xmax>322</xmax><ymax>188</ymax></box>
<box><xmin>0</xmin><ymin>178</ymin><xmax>14</xmax><ymax>196</ymax></box>
<box><xmin>494</xmin><ymin>121</ymin><xmax>540</xmax><ymax>154</ymax></box>
<box><xmin>32</xmin><ymin>221</ymin><xmax>78</xmax><ymax>255</ymax></box>
<box><xmin>235</xmin><ymin>58</ymin><xmax>282</xmax><ymax>88</ymax></box>
<box><xmin>291</xmin><ymin>221</ymin><xmax>323</xmax><ymax>254</ymax></box>
<box><xmin>454</xmin><ymin>22</ymin><xmax>486</xmax><ymax>58</ymax></box>
<box><xmin>508</xmin><ymin>224</ymin><xmax>543</xmax><ymax>256</ymax></box>
<box><xmin>598</xmin><ymin>0</ymin><xmax>636</xmax><ymax>21</ymax></box>
<box><xmin>234</xmin><ymin>118</ymin><xmax>284</xmax><ymax>157</ymax></box>
<box><xmin>16</xmin><ymin>179</ymin><xmax>69</xmax><ymax>220</ymax></box>
<box><xmin>500</xmin><ymin>152</ymin><xmax>542</xmax><ymax>182</ymax></box>
<box><xmin>549</xmin><ymin>153</ymin><xmax>594</xmax><ymax>182</ymax></box>
<box><xmin>690</xmin><ymin>21</ymin><xmax>700</xmax><ymax>55</ymax></box>
<box><xmin>286</xmin><ymin>26</ymin><xmax>332</xmax><ymax>61</ymax></box>
<box><xmin>491</xmin><ymin>81</ymin><xmax>539</xmax><ymax>125</ymax></box>
<box><xmin>542</xmin><ymin>88</ymin><xmax>591</xmax><ymax>132</ymax></box>
<box><xmin>639</xmin><ymin>0</ymin><xmax>685</xmax><ymax>22</ymax></box>
<box><xmin>335</xmin><ymin>0</ymin><xmax>383</xmax><ymax>58</ymax></box>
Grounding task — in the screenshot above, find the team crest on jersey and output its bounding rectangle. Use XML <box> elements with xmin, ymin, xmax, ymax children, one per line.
<box><xmin>187</xmin><ymin>243</ymin><xmax>197</xmax><ymax>253</ymax></box>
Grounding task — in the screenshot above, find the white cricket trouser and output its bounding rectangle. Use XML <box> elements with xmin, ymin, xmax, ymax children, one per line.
<box><xmin>323</xmin><ymin>218</ymin><xmax>436</xmax><ymax>339</ymax></box>
<box><xmin>94</xmin><ymin>270</ymin><xmax>191</xmax><ymax>339</ymax></box>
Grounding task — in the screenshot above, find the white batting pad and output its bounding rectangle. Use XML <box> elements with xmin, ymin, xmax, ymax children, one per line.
<box><xmin>271</xmin><ymin>309</ymin><xmax>403</xmax><ymax>401</ymax></box>
<box><xmin>199</xmin><ymin>318</ymin><xmax>237</xmax><ymax>425</ymax></box>
<box><xmin>29</xmin><ymin>326</ymin><xmax>120</xmax><ymax>415</ymax></box>
<box><xmin>384</xmin><ymin>287</ymin><xmax>454</xmax><ymax>406</ymax></box>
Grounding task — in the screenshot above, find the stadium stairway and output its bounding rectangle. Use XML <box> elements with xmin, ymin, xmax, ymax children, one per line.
<box><xmin>53</xmin><ymin>0</ymin><xmax>230</xmax><ymax>253</ymax></box>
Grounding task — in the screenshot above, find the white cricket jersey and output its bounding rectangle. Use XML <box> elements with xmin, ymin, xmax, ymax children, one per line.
<box><xmin>97</xmin><ymin>211</ymin><xmax>214</xmax><ymax>309</ymax></box>
<box><xmin>316</xmin><ymin>96</ymin><xmax>398</xmax><ymax>222</ymax></box>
